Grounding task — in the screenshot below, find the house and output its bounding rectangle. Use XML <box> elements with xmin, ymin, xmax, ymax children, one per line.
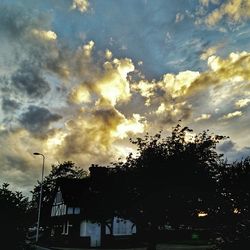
<box><xmin>50</xmin><ymin>168</ymin><xmax>136</xmax><ymax>247</ymax></box>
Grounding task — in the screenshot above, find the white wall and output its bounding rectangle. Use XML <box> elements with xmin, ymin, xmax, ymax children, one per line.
<box><xmin>80</xmin><ymin>220</ymin><xmax>101</xmax><ymax>247</ymax></box>
<box><xmin>112</xmin><ymin>217</ymin><xmax>136</xmax><ymax>236</ymax></box>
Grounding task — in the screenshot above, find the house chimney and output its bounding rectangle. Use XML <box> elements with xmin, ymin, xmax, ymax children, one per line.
<box><xmin>89</xmin><ymin>165</ymin><xmax>109</xmax><ymax>179</ymax></box>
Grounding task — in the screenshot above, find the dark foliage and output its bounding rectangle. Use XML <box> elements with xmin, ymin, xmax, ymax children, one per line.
<box><xmin>93</xmin><ymin>124</ymin><xmax>227</xmax><ymax>249</ymax></box>
<box><xmin>214</xmin><ymin>157</ymin><xmax>250</xmax><ymax>249</ymax></box>
<box><xmin>0</xmin><ymin>183</ymin><xmax>29</xmax><ymax>249</ymax></box>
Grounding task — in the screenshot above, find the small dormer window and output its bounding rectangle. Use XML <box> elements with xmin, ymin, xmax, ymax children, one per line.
<box><xmin>53</xmin><ymin>187</ymin><xmax>64</xmax><ymax>205</ymax></box>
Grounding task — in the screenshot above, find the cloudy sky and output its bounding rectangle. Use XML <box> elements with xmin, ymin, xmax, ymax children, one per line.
<box><xmin>1</xmin><ymin>0</ymin><xmax>250</xmax><ymax>194</ymax></box>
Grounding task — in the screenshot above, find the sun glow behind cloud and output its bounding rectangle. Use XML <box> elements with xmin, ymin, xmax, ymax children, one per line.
<box><xmin>70</xmin><ymin>86</ymin><xmax>91</xmax><ymax>104</ymax></box>
<box><xmin>97</xmin><ymin>58</ymin><xmax>134</xmax><ymax>106</ymax></box>
<box><xmin>46</xmin><ymin>131</ymin><xmax>67</xmax><ymax>151</ymax></box>
<box><xmin>114</xmin><ymin>114</ymin><xmax>146</xmax><ymax>139</ymax></box>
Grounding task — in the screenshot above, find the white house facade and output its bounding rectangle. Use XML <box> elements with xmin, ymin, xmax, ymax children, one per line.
<box><xmin>50</xmin><ymin>178</ymin><xmax>136</xmax><ymax>248</ymax></box>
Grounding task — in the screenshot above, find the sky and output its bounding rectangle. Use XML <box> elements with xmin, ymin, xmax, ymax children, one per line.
<box><xmin>1</xmin><ymin>0</ymin><xmax>250</xmax><ymax>195</ymax></box>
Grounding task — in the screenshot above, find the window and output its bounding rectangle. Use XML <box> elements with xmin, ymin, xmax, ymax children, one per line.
<box><xmin>51</xmin><ymin>206</ymin><xmax>55</xmax><ymax>217</ymax></box>
<box><xmin>67</xmin><ymin>207</ymin><xmax>74</xmax><ymax>214</ymax></box>
<box><xmin>74</xmin><ymin>207</ymin><xmax>80</xmax><ymax>214</ymax></box>
<box><xmin>53</xmin><ymin>188</ymin><xmax>63</xmax><ymax>205</ymax></box>
<box><xmin>62</xmin><ymin>221</ymin><xmax>72</xmax><ymax>235</ymax></box>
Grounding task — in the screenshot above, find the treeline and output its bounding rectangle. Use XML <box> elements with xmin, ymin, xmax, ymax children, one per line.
<box><xmin>1</xmin><ymin>124</ymin><xmax>249</xmax><ymax>250</ymax></box>
<box><xmin>0</xmin><ymin>183</ymin><xmax>30</xmax><ymax>249</ymax></box>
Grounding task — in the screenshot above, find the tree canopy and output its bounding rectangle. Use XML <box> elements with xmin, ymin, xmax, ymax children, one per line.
<box><xmin>113</xmin><ymin>125</ymin><xmax>225</xmax><ymax>221</ymax></box>
<box><xmin>90</xmin><ymin>124</ymin><xmax>228</xmax><ymax>249</ymax></box>
<box><xmin>0</xmin><ymin>183</ymin><xmax>29</xmax><ymax>249</ymax></box>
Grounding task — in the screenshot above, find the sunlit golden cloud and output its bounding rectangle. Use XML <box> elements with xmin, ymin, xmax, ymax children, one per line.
<box><xmin>154</xmin><ymin>102</ymin><xmax>192</xmax><ymax>124</ymax></box>
<box><xmin>96</xmin><ymin>58</ymin><xmax>134</xmax><ymax>105</ymax></box>
<box><xmin>162</xmin><ymin>71</ymin><xmax>200</xmax><ymax>98</ymax></box>
<box><xmin>195</xmin><ymin>113</ymin><xmax>211</xmax><ymax>122</ymax></box>
<box><xmin>221</xmin><ymin>110</ymin><xmax>243</xmax><ymax>120</ymax></box>
<box><xmin>105</xmin><ymin>49</ymin><xmax>113</xmax><ymax>60</ymax></box>
<box><xmin>198</xmin><ymin>0</ymin><xmax>250</xmax><ymax>26</ymax></box>
<box><xmin>69</xmin><ymin>59</ymin><xmax>134</xmax><ymax>106</ymax></box>
<box><xmin>69</xmin><ymin>85</ymin><xmax>91</xmax><ymax>104</ymax></box>
<box><xmin>71</xmin><ymin>0</ymin><xmax>90</xmax><ymax>13</ymax></box>
<box><xmin>0</xmin><ymin>36</ymin><xmax>143</xmax><ymax>189</ymax></box>
<box><xmin>58</xmin><ymin>41</ymin><xmax>135</xmax><ymax>107</ymax></box>
<box><xmin>31</xmin><ymin>29</ymin><xmax>57</xmax><ymax>41</ymax></box>
<box><xmin>114</xmin><ymin>114</ymin><xmax>146</xmax><ymax>139</ymax></box>
<box><xmin>52</xmin><ymin>46</ymin><xmax>250</xmax><ymax>150</ymax></box>
<box><xmin>46</xmin><ymin>131</ymin><xmax>67</xmax><ymax>152</ymax></box>
<box><xmin>235</xmin><ymin>98</ymin><xmax>250</xmax><ymax>108</ymax></box>
<box><xmin>131</xmin><ymin>50</ymin><xmax>250</xmax><ymax>129</ymax></box>
<box><xmin>200</xmin><ymin>44</ymin><xmax>224</xmax><ymax>60</ymax></box>
<box><xmin>52</xmin><ymin>106</ymin><xmax>146</xmax><ymax>166</ymax></box>
<box><xmin>133</xmin><ymin>70</ymin><xmax>200</xmax><ymax>104</ymax></box>
<box><xmin>155</xmin><ymin>102</ymin><xmax>188</xmax><ymax>117</ymax></box>
<box><xmin>82</xmin><ymin>40</ymin><xmax>94</xmax><ymax>58</ymax></box>
<box><xmin>187</xmin><ymin>51</ymin><xmax>250</xmax><ymax>95</ymax></box>
<box><xmin>132</xmin><ymin>80</ymin><xmax>158</xmax><ymax>106</ymax></box>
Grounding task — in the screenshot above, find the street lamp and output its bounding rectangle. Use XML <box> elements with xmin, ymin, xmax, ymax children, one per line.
<box><xmin>33</xmin><ymin>152</ymin><xmax>45</xmax><ymax>243</ymax></box>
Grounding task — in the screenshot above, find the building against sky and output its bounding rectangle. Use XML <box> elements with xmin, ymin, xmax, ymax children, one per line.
<box><xmin>50</xmin><ymin>177</ymin><xmax>136</xmax><ymax>247</ymax></box>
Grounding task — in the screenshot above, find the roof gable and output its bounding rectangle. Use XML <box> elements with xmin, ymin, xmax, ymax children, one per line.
<box><xmin>55</xmin><ymin>178</ymin><xmax>91</xmax><ymax>207</ymax></box>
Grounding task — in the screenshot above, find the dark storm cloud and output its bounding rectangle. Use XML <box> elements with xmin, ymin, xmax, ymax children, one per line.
<box><xmin>19</xmin><ymin>105</ymin><xmax>62</xmax><ymax>134</ymax></box>
<box><xmin>11</xmin><ymin>61</ymin><xmax>51</xmax><ymax>98</ymax></box>
<box><xmin>234</xmin><ymin>147</ymin><xmax>250</xmax><ymax>161</ymax></box>
<box><xmin>1</xmin><ymin>154</ymin><xmax>36</xmax><ymax>188</ymax></box>
<box><xmin>0</xmin><ymin>4</ymin><xmax>35</xmax><ymax>38</ymax></box>
<box><xmin>160</xmin><ymin>104</ymin><xmax>192</xmax><ymax>125</ymax></box>
<box><xmin>0</xmin><ymin>3</ymin><xmax>51</xmax><ymax>39</ymax></box>
<box><xmin>217</xmin><ymin>139</ymin><xmax>250</xmax><ymax>162</ymax></box>
<box><xmin>218</xmin><ymin>140</ymin><xmax>236</xmax><ymax>153</ymax></box>
<box><xmin>4</xmin><ymin>154</ymin><xmax>31</xmax><ymax>173</ymax></box>
<box><xmin>93</xmin><ymin>108</ymin><xmax>123</xmax><ymax>126</ymax></box>
<box><xmin>0</xmin><ymin>3</ymin><xmax>58</xmax><ymax>102</ymax></box>
<box><xmin>1</xmin><ymin>98</ymin><xmax>20</xmax><ymax>113</ymax></box>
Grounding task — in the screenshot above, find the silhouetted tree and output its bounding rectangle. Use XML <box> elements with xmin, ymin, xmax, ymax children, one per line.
<box><xmin>0</xmin><ymin>183</ymin><xmax>29</xmax><ymax>249</ymax></box>
<box><xmin>221</xmin><ymin>157</ymin><xmax>250</xmax><ymax>218</ymax></box>
<box><xmin>215</xmin><ymin>157</ymin><xmax>250</xmax><ymax>249</ymax></box>
<box><xmin>113</xmin><ymin>124</ymin><xmax>226</xmax><ymax>250</ymax></box>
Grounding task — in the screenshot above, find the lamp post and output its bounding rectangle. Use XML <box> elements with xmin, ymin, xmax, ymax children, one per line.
<box><xmin>33</xmin><ymin>152</ymin><xmax>45</xmax><ymax>243</ymax></box>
